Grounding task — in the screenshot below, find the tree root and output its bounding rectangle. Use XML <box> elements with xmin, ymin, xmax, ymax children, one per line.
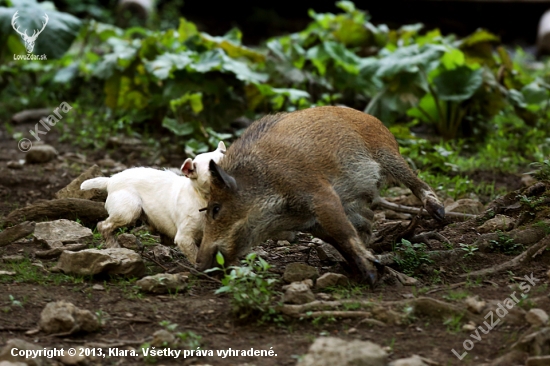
<box><xmin>376</xmin><ymin>198</ymin><xmax>476</xmax><ymax>220</ymax></box>
<box><xmin>3</xmin><ymin>198</ymin><xmax>107</xmax><ymax>227</ymax></box>
<box><xmin>0</xmin><ymin>221</ymin><xmax>35</xmax><ymax>247</ymax></box>
<box><xmin>460</xmin><ymin>235</ymin><xmax>550</xmax><ymax>278</ymax></box>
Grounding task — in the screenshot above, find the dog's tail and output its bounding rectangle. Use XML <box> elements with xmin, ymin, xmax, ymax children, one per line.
<box><xmin>81</xmin><ymin>177</ymin><xmax>109</xmax><ymax>191</ymax></box>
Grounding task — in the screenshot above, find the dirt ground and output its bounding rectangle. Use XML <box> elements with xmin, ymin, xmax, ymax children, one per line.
<box><xmin>1</xmin><ymin>119</ymin><xmax>549</xmax><ymax>366</ymax></box>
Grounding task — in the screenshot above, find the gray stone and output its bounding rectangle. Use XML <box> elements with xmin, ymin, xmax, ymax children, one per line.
<box><xmin>316</xmin><ymin>243</ymin><xmax>345</xmax><ymax>263</ymax></box>
<box><xmin>56</xmin><ymin>164</ymin><xmax>107</xmax><ymax>201</ymax></box>
<box><xmin>2</xmin><ymin>255</ymin><xmax>25</xmax><ymax>263</ymax></box>
<box><xmin>316</xmin><ymin>273</ymin><xmax>349</xmax><ymax>290</ymax></box>
<box><xmin>389</xmin><ymin>355</ymin><xmax>427</xmax><ymax>366</ymax></box>
<box><xmin>445</xmin><ymin>199</ymin><xmax>484</xmax><ymax>215</ymax></box>
<box><xmin>151</xmin><ymin>329</ymin><xmax>177</xmax><ymax>347</ymax></box>
<box><xmin>283</xmin><ymin>263</ymin><xmax>319</xmax><ymax>283</ymax></box>
<box><xmin>0</xmin><ymin>339</ymin><xmax>45</xmax><ymax>366</ymax></box>
<box><xmin>526</xmin><ymin>309</ymin><xmax>549</xmax><ymax>327</ymax></box>
<box><xmin>136</xmin><ymin>273</ymin><xmax>188</xmax><ymax>294</ymax></box>
<box><xmin>55</xmin><ymin>248</ymin><xmax>146</xmax><ymax>277</ymax></box>
<box><xmin>282</xmin><ymin>282</ymin><xmax>315</xmax><ymax>305</ymax></box>
<box><xmin>58</xmin><ymin>346</ymin><xmax>88</xmax><ymax>365</ymax></box>
<box><xmin>0</xmin><ymin>361</ymin><xmax>27</xmax><ymax>366</ymax></box>
<box><xmin>118</xmin><ymin>233</ymin><xmax>138</xmax><ymax>250</ymax></box>
<box><xmin>296</xmin><ymin>337</ymin><xmax>387</xmax><ymax>366</ymax></box>
<box><xmin>152</xmin><ymin>245</ymin><xmax>172</xmax><ymax>261</ymax></box>
<box><xmin>478</xmin><ymin>214</ymin><xmax>514</xmax><ymax>233</ymax></box>
<box><xmin>464</xmin><ymin>296</ymin><xmax>486</xmax><ymax>314</ymax></box>
<box><xmin>39</xmin><ymin>301</ymin><xmax>100</xmax><ymax>335</ymax></box>
<box><xmin>33</xmin><ymin>219</ymin><xmax>93</xmax><ymax>249</ymax></box>
<box><xmin>25</xmin><ymin>145</ymin><xmax>57</xmax><ymax>164</ymax></box>
<box><xmin>6</xmin><ymin>161</ymin><xmax>23</xmax><ymax>170</ymax></box>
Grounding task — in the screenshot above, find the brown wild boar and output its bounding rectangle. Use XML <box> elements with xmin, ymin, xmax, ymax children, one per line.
<box><xmin>196</xmin><ymin>106</ymin><xmax>444</xmax><ymax>286</ymax></box>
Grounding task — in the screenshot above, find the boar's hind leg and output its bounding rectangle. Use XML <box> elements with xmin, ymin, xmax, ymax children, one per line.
<box><xmin>311</xmin><ymin>185</ymin><xmax>381</xmax><ymax>287</ymax></box>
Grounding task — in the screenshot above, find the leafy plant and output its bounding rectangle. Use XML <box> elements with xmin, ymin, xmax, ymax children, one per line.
<box><xmin>207</xmin><ymin>252</ymin><xmax>281</xmax><ymax>323</ymax></box>
<box><xmin>459</xmin><ymin>243</ymin><xmax>478</xmax><ymax>258</ymax></box>
<box><xmin>394</xmin><ymin>239</ymin><xmax>433</xmax><ymax>276</ymax></box>
<box><xmin>488</xmin><ymin>232</ymin><xmax>524</xmax><ymax>255</ymax></box>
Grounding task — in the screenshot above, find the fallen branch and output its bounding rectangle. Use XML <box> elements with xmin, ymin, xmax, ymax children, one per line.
<box><xmin>12</xmin><ymin>108</ymin><xmax>51</xmax><ymax>124</ymax></box>
<box><xmin>460</xmin><ymin>235</ymin><xmax>550</xmax><ymax>278</ymax></box>
<box><xmin>377</xmin><ymin>198</ymin><xmax>476</xmax><ymax>220</ymax></box>
<box><xmin>173</xmin><ymin>261</ymin><xmax>222</xmax><ymax>284</ymax></box>
<box><xmin>0</xmin><ymin>221</ymin><xmax>35</xmax><ymax>247</ymax></box>
<box><xmin>425</xmin><ymin>282</ymin><xmax>466</xmax><ymax>295</ymax></box>
<box><xmin>4</xmin><ymin>198</ymin><xmax>107</xmax><ymax>227</ymax></box>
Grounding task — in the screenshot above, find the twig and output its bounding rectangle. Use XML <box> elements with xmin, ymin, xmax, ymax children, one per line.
<box><xmin>425</xmin><ymin>282</ymin><xmax>466</xmax><ymax>295</ymax></box>
<box><xmin>142</xmin><ymin>254</ymin><xmax>170</xmax><ymax>272</ymax></box>
<box><xmin>173</xmin><ymin>261</ymin><xmax>222</xmax><ymax>284</ymax></box>
<box><xmin>376</xmin><ymin>198</ymin><xmax>476</xmax><ymax>219</ymax></box>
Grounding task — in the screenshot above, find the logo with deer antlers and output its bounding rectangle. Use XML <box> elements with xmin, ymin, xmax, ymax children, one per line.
<box><xmin>11</xmin><ymin>11</ymin><xmax>49</xmax><ymax>54</ymax></box>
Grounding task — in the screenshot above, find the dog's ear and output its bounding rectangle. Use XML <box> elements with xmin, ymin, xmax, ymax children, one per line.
<box><xmin>217</xmin><ymin>141</ymin><xmax>226</xmax><ymax>154</ymax></box>
<box><xmin>181</xmin><ymin>158</ymin><xmax>197</xmax><ymax>179</ymax></box>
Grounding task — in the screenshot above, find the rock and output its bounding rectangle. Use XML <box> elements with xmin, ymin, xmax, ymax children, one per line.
<box><xmin>0</xmin><ymin>221</ymin><xmax>35</xmax><ymax>248</ymax></box>
<box><xmin>372</xmin><ymin>306</ymin><xmax>406</xmax><ymax>325</ymax></box>
<box><xmin>282</xmin><ymin>282</ymin><xmax>315</xmax><ymax>305</ymax></box>
<box><xmin>477</xmin><ymin>214</ymin><xmax>514</xmax><ymax>233</ymax></box>
<box><xmin>58</xmin><ymin>346</ymin><xmax>88</xmax><ymax>365</ymax></box>
<box><xmin>464</xmin><ymin>296</ymin><xmax>486</xmax><ymax>314</ymax></box>
<box><xmin>526</xmin><ymin>309</ymin><xmax>549</xmax><ymax>327</ymax></box>
<box><xmin>527</xmin><ymin>355</ymin><xmax>550</xmax><ymax>366</ymax></box>
<box><xmin>55</xmin><ymin>165</ymin><xmax>107</xmax><ymax>201</ymax></box>
<box><xmin>6</xmin><ymin>161</ymin><xmax>23</xmax><ymax>169</ymax></box>
<box><xmin>316</xmin><ymin>273</ymin><xmax>349</xmax><ymax>289</ymax></box>
<box><xmin>462</xmin><ymin>322</ymin><xmax>477</xmax><ymax>331</ymax></box>
<box><xmin>0</xmin><ymin>361</ymin><xmax>27</xmax><ymax>366</ymax></box>
<box><xmin>0</xmin><ymin>338</ymin><xmax>45</xmax><ymax>366</ymax></box>
<box><xmin>136</xmin><ymin>273</ymin><xmax>188</xmax><ymax>294</ymax></box>
<box><xmin>25</xmin><ymin>145</ymin><xmax>57</xmax><ymax>164</ymax></box>
<box><xmin>92</xmin><ymin>284</ymin><xmax>105</xmax><ymax>291</ymax></box>
<box><xmin>283</xmin><ymin>263</ymin><xmax>319</xmax><ymax>283</ymax></box>
<box><xmin>296</xmin><ymin>337</ymin><xmax>387</xmax><ymax>366</ymax></box>
<box><xmin>316</xmin><ymin>293</ymin><xmax>332</xmax><ymax>301</ymax></box>
<box><xmin>316</xmin><ymin>243</ymin><xmax>345</xmax><ymax>263</ymax></box>
<box><xmin>55</xmin><ymin>248</ymin><xmax>146</xmax><ymax>277</ymax></box>
<box><xmin>39</xmin><ymin>301</ymin><xmax>100</xmax><ymax>335</ymax></box>
<box><xmin>33</xmin><ymin>219</ymin><xmax>93</xmax><ymax>249</ymax></box>
<box><xmin>118</xmin><ymin>233</ymin><xmax>139</xmax><ymax>250</ymax></box>
<box><xmin>388</xmin><ymin>355</ymin><xmax>427</xmax><ymax>366</ymax></box>
<box><xmin>445</xmin><ymin>199</ymin><xmax>484</xmax><ymax>215</ymax></box>
<box><xmin>152</xmin><ymin>244</ymin><xmax>172</xmax><ymax>261</ymax></box>
<box><xmin>151</xmin><ymin>329</ymin><xmax>176</xmax><ymax>347</ymax></box>
<box><xmin>2</xmin><ymin>255</ymin><xmax>25</xmax><ymax>263</ymax></box>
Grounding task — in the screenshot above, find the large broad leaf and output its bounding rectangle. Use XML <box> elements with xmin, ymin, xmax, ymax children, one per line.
<box><xmin>375</xmin><ymin>44</ymin><xmax>444</xmax><ymax>79</ymax></box>
<box><xmin>433</xmin><ymin>66</ymin><xmax>483</xmax><ymax>102</ymax></box>
<box><xmin>0</xmin><ymin>0</ymin><xmax>81</xmax><ymax>59</ymax></box>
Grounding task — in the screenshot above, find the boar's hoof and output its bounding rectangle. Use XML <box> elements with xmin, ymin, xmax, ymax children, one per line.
<box><xmin>426</xmin><ymin>197</ymin><xmax>446</xmax><ymax>221</ymax></box>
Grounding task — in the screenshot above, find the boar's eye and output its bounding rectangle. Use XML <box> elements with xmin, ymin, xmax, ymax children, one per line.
<box><xmin>211</xmin><ymin>203</ymin><xmax>221</xmax><ymax>219</ymax></box>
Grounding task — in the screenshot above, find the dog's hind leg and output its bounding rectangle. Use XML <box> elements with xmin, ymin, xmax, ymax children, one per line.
<box><xmin>99</xmin><ymin>191</ymin><xmax>142</xmax><ymax>248</ymax></box>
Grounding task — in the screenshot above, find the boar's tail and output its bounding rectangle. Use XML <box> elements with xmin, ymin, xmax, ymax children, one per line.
<box><xmin>80</xmin><ymin>177</ymin><xmax>109</xmax><ymax>191</ymax></box>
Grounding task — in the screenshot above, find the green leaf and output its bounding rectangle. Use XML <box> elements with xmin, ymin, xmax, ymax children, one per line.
<box><xmin>440</xmin><ymin>48</ymin><xmax>465</xmax><ymax>70</ymax></box>
<box><xmin>145</xmin><ymin>52</ymin><xmax>193</xmax><ymax>80</ymax></box>
<box><xmin>216</xmin><ymin>252</ymin><xmax>225</xmax><ymax>266</ymax></box>
<box><xmin>461</xmin><ymin>29</ymin><xmax>500</xmax><ymax>47</ymax></box>
<box><xmin>521</xmin><ymin>81</ymin><xmax>548</xmax><ymax>106</ymax></box>
<box><xmin>0</xmin><ymin>0</ymin><xmax>82</xmax><ymax>59</ymax></box>
<box><xmin>162</xmin><ymin>117</ymin><xmax>195</xmax><ymax>136</ymax></box>
<box><xmin>433</xmin><ymin>66</ymin><xmax>483</xmax><ymax>102</ymax></box>
<box><xmin>375</xmin><ymin>44</ymin><xmax>444</xmax><ymax>79</ymax></box>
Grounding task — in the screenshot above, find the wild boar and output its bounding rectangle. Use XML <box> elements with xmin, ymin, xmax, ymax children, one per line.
<box><xmin>196</xmin><ymin>107</ymin><xmax>444</xmax><ymax>286</ymax></box>
<box><xmin>80</xmin><ymin>142</ymin><xmax>226</xmax><ymax>264</ymax></box>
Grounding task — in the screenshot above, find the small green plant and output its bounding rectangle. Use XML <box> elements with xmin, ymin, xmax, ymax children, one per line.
<box><xmin>518</xmin><ymin>194</ymin><xmax>546</xmax><ymax>210</ymax></box>
<box><xmin>533</xmin><ymin>221</ymin><xmax>550</xmax><ymax>235</ymax></box>
<box><xmin>207</xmin><ymin>252</ymin><xmax>281</xmax><ymax>323</ymax></box>
<box><xmin>176</xmin><ymin>330</ymin><xmax>202</xmax><ymax>349</ymax></box>
<box><xmin>394</xmin><ymin>239</ymin><xmax>433</xmax><ymax>276</ymax></box>
<box><xmin>443</xmin><ymin>314</ymin><xmax>464</xmax><ymax>333</ymax></box>
<box><xmin>459</xmin><ymin>243</ymin><xmax>478</xmax><ymax>258</ymax></box>
<box><xmin>8</xmin><ymin>295</ymin><xmax>22</xmax><ymax>308</ymax></box>
<box><xmin>529</xmin><ymin>159</ymin><xmax>550</xmax><ymax>181</ymax></box>
<box><xmin>488</xmin><ymin>232</ymin><xmax>524</xmax><ymax>255</ymax></box>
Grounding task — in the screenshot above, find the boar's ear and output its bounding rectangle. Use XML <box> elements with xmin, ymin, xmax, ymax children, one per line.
<box><xmin>209</xmin><ymin>160</ymin><xmax>237</xmax><ymax>191</ymax></box>
<box><xmin>217</xmin><ymin>141</ymin><xmax>226</xmax><ymax>154</ymax></box>
<box><xmin>181</xmin><ymin>158</ymin><xmax>197</xmax><ymax>179</ymax></box>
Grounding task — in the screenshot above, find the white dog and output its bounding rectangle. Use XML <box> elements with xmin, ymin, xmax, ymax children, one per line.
<box><xmin>80</xmin><ymin>142</ymin><xmax>226</xmax><ymax>264</ymax></box>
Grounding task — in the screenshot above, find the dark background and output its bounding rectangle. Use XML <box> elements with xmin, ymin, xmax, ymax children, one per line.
<box><xmin>178</xmin><ymin>0</ymin><xmax>550</xmax><ymax>45</ymax></box>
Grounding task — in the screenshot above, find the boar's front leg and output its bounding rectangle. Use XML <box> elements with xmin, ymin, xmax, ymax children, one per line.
<box><xmin>310</xmin><ymin>184</ymin><xmax>382</xmax><ymax>287</ymax></box>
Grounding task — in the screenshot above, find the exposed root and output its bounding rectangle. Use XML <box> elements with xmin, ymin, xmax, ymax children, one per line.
<box><xmin>0</xmin><ymin>221</ymin><xmax>35</xmax><ymax>247</ymax></box>
<box><xmin>460</xmin><ymin>235</ymin><xmax>550</xmax><ymax>278</ymax></box>
<box><xmin>376</xmin><ymin>198</ymin><xmax>476</xmax><ymax>220</ymax></box>
<box><xmin>425</xmin><ymin>281</ymin><xmax>467</xmax><ymax>295</ymax></box>
<box><xmin>409</xmin><ymin>231</ymin><xmax>451</xmax><ymax>246</ymax></box>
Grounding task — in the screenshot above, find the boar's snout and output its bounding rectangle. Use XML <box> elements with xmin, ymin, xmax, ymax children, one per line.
<box><xmin>195</xmin><ymin>242</ymin><xmax>219</xmax><ymax>272</ymax></box>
